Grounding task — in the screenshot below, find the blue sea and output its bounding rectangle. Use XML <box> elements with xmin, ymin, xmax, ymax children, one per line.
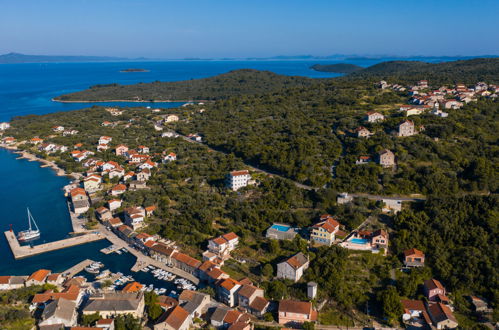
<box><xmin>0</xmin><ymin>57</ymin><xmax>471</xmax><ymax>282</ymax></box>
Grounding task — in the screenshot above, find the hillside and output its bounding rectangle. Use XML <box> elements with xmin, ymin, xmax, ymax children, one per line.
<box><xmin>348</xmin><ymin>58</ymin><xmax>499</xmax><ymax>84</ymax></box>
<box><xmin>311</xmin><ymin>63</ymin><xmax>363</xmax><ymax>73</ymax></box>
<box><xmin>55</xmin><ymin>69</ymin><xmax>317</xmax><ymax>102</ymax></box>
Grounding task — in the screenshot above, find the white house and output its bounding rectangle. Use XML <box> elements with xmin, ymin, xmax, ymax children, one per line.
<box><xmin>0</xmin><ymin>122</ymin><xmax>10</xmax><ymax>130</ymax></box>
<box><xmin>124</xmin><ymin>207</ymin><xmax>146</xmax><ymax>230</ymax></box>
<box><xmin>108</xmin><ymin>199</ymin><xmax>122</xmax><ymax>211</ymax></box>
<box><xmin>226</xmin><ymin>170</ymin><xmax>251</xmax><ymax>191</ymax></box>
<box><xmin>365</xmin><ymin>111</ymin><xmax>385</xmax><ymax>123</ymax></box>
<box><xmin>99</xmin><ymin>136</ymin><xmax>113</xmax><ymax>145</ymax></box>
<box><xmin>139</xmin><ymin>160</ymin><xmax>157</xmax><ymax>170</ymax></box>
<box><xmin>164</xmin><ymin>114</ymin><xmax>179</xmax><ymax>123</ymax></box>
<box><xmin>162</xmin><ymin>152</ymin><xmax>177</xmax><ymax>163</ymax></box>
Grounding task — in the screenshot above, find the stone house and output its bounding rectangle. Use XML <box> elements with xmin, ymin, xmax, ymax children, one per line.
<box><xmin>277</xmin><ymin>252</ymin><xmax>309</xmax><ymax>282</ymax></box>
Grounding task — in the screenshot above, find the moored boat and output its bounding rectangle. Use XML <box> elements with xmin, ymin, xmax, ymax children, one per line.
<box><xmin>17</xmin><ymin>208</ymin><xmax>40</xmax><ymax>242</ymax></box>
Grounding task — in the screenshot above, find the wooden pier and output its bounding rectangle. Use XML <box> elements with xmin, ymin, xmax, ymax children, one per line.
<box><xmin>4</xmin><ymin>230</ymin><xmax>106</xmax><ymax>259</ymax></box>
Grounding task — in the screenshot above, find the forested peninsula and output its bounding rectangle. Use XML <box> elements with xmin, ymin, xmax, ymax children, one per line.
<box><xmin>310</xmin><ymin>63</ymin><xmax>363</xmax><ymax>73</ymax></box>
<box><xmin>54</xmin><ymin>58</ymin><xmax>499</xmax><ymax>102</ymax></box>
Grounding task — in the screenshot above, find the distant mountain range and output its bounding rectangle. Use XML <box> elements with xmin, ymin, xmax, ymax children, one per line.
<box><xmin>0</xmin><ymin>52</ymin><xmax>144</xmax><ymax>64</ymax></box>
<box><xmin>2</xmin><ymin>52</ymin><xmax>498</xmax><ymax>64</ymax></box>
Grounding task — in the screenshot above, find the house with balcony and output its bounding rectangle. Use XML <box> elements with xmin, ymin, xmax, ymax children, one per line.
<box><xmin>310</xmin><ymin>215</ymin><xmax>340</xmax><ymax>246</ymax></box>
<box><xmin>217</xmin><ymin>278</ymin><xmax>242</xmax><ymax>307</ymax></box>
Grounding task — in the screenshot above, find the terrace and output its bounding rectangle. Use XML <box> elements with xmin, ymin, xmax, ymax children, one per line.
<box><xmin>265</xmin><ymin>223</ymin><xmax>298</xmax><ymax>240</ymax></box>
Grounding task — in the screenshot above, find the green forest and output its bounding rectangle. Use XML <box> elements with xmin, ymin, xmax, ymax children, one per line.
<box><xmin>55</xmin><ymin>69</ymin><xmax>317</xmax><ymax>102</ymax></box>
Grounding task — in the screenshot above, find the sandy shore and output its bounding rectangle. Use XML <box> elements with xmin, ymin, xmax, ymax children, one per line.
<box><xmin>52</xmin><ymin>98</ymin><xmax>210</xmax><ymax>103</ymax></box>
<box><xmin>0</xmin><ymin>144</ymin><xmax>81</xmax><ymax>180</ymax></box>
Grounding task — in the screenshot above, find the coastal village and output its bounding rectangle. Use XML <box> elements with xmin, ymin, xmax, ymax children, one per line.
<box><xmin>0</xmin><ymin>79</ymin><xmax>497</xmax><ymax>330</ymax></box>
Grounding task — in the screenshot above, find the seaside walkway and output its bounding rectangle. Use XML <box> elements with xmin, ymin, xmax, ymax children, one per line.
<box><xmin>97</xmin><ymin>225</ymin><xmax>199</xmax><ymax>284</ymax></box>
<box><xmin>62</xmin><ymin>259</ymin><xmax>95</xmax><ymax>278</ymax></box>
<box><xmin>4</xmin><ymin>230</ymin><xmax>105</xmax><ymax>259</ymax></box>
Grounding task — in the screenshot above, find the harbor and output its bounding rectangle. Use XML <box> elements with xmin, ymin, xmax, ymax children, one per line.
<box><xmin>4</xmin><ymin>230</ymin><xmax>105</xmax><ymax>259</ymax></box>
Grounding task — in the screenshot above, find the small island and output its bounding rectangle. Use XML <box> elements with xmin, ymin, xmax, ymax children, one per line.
<box><xmin>119</xmin><ymin>68</ymin><xmax>150</xmax><ymax>72</ymax></box>
<box><xmin>310</xmin><ymin>63</ymin><xmax>363</xmax><ymax>73</ymax></box>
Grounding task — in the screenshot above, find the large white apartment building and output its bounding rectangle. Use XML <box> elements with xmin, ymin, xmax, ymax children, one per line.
<box><xmin>226</xmin><ymin>170</ymin><xmax>251</xmax><ymax>191</ymax></box>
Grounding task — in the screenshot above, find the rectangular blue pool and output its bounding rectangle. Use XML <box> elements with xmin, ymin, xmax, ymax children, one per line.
<box><xmin>350</xmin><ymin>238</ymin><xmax>370</xmax><ymax>245</ymax></box>
<box><xmin>271</xmin><ymin>224</ymin><xmax>291</xmax><ymax>232</ymax></box>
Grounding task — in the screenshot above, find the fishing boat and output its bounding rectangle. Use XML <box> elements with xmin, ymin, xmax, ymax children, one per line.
<box><xmin>17</xmin><ymin>208</ymin><xmax>40</xmax><ymax>242</ymax></box>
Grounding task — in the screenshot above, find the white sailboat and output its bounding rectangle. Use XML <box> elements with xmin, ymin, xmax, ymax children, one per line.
<box><xmin>17</xmin><ymin>208</ymin><xmax>40</xmax><ymax>242</ymax></box>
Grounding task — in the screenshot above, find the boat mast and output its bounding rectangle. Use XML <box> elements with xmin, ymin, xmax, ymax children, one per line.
<box><xmin>27</xmin><ymin>208</ymin><xmax>32</xmax><ymax>231</ymax></box>
<box><xmin>27</xmin><ymin>208</ymin><xmax>39</xmax><ymax>231</ymax></box>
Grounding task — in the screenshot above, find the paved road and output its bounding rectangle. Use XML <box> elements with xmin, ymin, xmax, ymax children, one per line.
<box><xmin>176</xmin><ymin>133</ymin><xmax>318</xmax><ymax>190</ymax></box>
<box><xmin>175</xmin><ymin>133</ymin><xmax>432</xmax><ymax>201</ymax></box>
<box><xmin>349</xmin><ymin>193</ymin><xmax>427</xmax><ymax>202</ymax></box>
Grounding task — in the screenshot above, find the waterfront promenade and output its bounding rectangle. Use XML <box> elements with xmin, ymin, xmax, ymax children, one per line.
<box><xmin>4</xmin><ymin>230</ymin><xmax>105</xmax><ymax>259</ymax></box>
<box><xmin>96</xmin><ymin>224</ymin><xmax>199</xmax><ymax>284</ymax></box>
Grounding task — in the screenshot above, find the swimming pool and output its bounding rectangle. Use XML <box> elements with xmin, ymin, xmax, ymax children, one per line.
<box><xmin>271</xmin><ymin>224</ymin><xmax>291</xmax><ymax>232</ymax></box>
<box><xmin>349</xmin><ymin>238</ymin><xmax>370</xmax><ymax>245</ymax></box>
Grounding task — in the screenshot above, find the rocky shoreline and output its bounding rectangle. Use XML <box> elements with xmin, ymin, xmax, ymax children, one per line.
<box><xmin>51</xmin><ymin>98</ymin><xmax>208</xmax><ymax>103</ymax></box>
<box><xmin>0</xmin><ymin>143</ymin><xmax>81</xmax><ymax>180</ymax></box>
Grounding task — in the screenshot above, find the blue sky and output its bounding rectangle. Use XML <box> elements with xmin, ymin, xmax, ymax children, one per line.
<box><xmin>1</xmin><ymin>0</ymin><xmax>498</xmax><ymax>58</ymax></box>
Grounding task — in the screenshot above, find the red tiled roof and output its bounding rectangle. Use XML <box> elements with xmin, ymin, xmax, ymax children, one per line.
<box><xmin>224</xmin><ymin>309</ymin><xmax>242</xmax><ymax>324</ymax></box>
<box><xmin>404</xmin><ymin>248</ymin><xmax>424</xmax><ymax>258</ymax></box>
<box><xmin>401</xmin><ymin>299</ymin><xmax>425</xmax><ymax>312</ymax></box>
<box><xmin>28</xmin><ymin>269</ymin><xmax>50</xmax><ymax>282</ymax></box>
<box><xmin>145</xmin><ymin>205</ymin><xmax>156</xmax><ymax>212</ymax></box>
<box><xmin>32</xmin><ymin>285</ymin><xmax>80</xmax><ymax>303</ymax></box>
<box><xmin>151</xmin><ymin>243</ymin><xmax>175</xmax><ymax>256</ymax></box>
<box><xmin>164</xmin><ymin>306</ymin><xmax>189</xmax><ymax>329</ymax></box>
<box><xmin>172</xmin><ymin>252</ymin><xmax>201</xmax><ymax>268</ymax></box>
<box><xmin>312</xmin><ymin>217</ymin><xmax>339</xmax><ymax>233</ymax></box>
<box><xmin>122</xmin><ymin>281</ymin><xmax>143</xmax><ymax>293</ymax></box>
<box><xmin>279</xmin><ymin>300</ymin><xmax>312</xmax><ymax>315</ymax></box>
<box><xmin>222</xmin><ymin>232</ymin><xmax>239</xmax><ymax>241</ymax></box>
<box><xmin>0</xmin><ymin>276</ymin><xmax>11</xmax><ymax>284</ymax></box>
<box><xmin>144</xmin><ymin>240</ymin><xmax>156</xmax><ymax>248</ymax></box>
<box><xmin>70</xmin><ymin>188</ymin><xmax>86</xmax><ymax>197</ymax></box>
<box><xmin>237</xmin><ymin>284</ymin><xmax>260</xmax><ymax>298</ymax></box>
<box><xmin>46</xmin><ymin>273</ymin><xmax>61</xmax><ymax>282</ymax></box>
<box><xmin>158</xmin><ymin>295</ymin><xmax>179</xmax><ymax>309</ymax></box>
<box><xmin>212</xmin><ymin>237</ymin><xmax>227</xmax><ymax>245</ymax></box>
<box><xmin>249</xmin><ymin>296</ymin><xmax>269</xmax><ymax>312</ymax></box>
<box><xmin>429</xmin><ymin>302</ymin><xmax>457</xmax><ymax>323</ymax></box>
<box><xmin>108</xmin><ymin>218</ymin><xmax>122</xmax><ymax>225</ymax></box>
<box><xmin>219</xmin><ymin>278</ymin><xmax>240</xmax><ymax>291</ymax></box>
<box><xmin>425</xmin><ymin>279</ymin><xmax>445</xmax><ymax>291</ymax></box>
<box><xmin>111</xmin><ymin>184</ymin><xmax>126</xmax><ymax>191</ymax></box>
<box><xmin>230</xmin><ymin>170</ymin><xmax>249</xmax><ymax>176</ymax></box>
<box><xmin>207</xmin><ymin>268</ymin><xmax>227</xmax><ymax>280</ymax></box>
<box><xmin>199</xmin><ymin>260</ymin><xmax>217</xmax><ymax>272</ymax></box>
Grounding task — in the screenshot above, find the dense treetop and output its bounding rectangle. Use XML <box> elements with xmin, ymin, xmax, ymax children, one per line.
<box><xmin>55</xmin><ymin>69</ymin><xmax>317</xmax><ymax>102</ymax></box>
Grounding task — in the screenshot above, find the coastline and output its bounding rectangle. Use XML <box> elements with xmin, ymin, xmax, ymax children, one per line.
<box><xmin>0</xmin><ymin>144</ymin><xmax>81</xmax><ymax>180</ymax></box>
<box><xmin>52</xmin><ymin>98</ymin><xmax>210</xmax><ymax>103</ymax></box>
